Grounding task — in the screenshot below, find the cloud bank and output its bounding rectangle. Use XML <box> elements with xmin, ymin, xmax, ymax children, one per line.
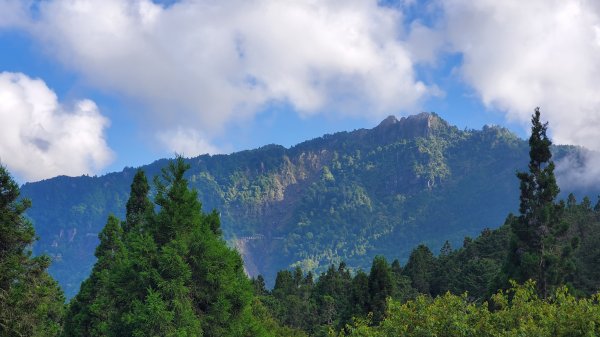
<box><xmin>7</xmin><ymin>0</ymin><xmax>434</xmax><ymax>152</ymax></box>
<box><xmin>3</xmin><ymin>0</ymin><xmax>600</xmax><ymax>187</ymax></box>
<box><xmin>442</xmin><ymin>0</ymin><xmax>600</xmax><ymax>186</ymax></box>
<box><xmin>443</xmin><ymin>0</ymin><xmax>600</xmax><ymax>148</ymax></box>
<box><xmin>0</xmin><ymin>72</ymin><xmax>113</xmax><ymax>181</ymax></box>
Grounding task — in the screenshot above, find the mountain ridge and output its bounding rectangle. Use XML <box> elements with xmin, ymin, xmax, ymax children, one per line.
<box><xmin>22</xmin><ymin>113</ymin><xmax>597</xmax><ymax>297</ymax></box>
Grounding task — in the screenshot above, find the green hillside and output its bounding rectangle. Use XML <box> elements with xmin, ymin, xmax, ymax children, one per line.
<box><xmin>21</xmin><ymin>112</ymin><xmax>593</xmax><ymax>298</ymax></box>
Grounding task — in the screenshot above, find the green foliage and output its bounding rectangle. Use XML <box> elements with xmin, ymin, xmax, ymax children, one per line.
<box><xmin>368</xmin><ymin>256</ymin><xmax>394</xmax><ymax>324</ymax></box>
<box><xmin>260</xmin><ymin>256</ymin><xmax>419</xmax><ymax>336</ymax></box>
<box><xmin>263</xmin><ymin>204</ymin><xmax>600</xmax><ymax>336</ymax></box>
<box><xmin>337</xmin><ymin>281</ymin><xmax>600</xmax><ymax>337</ymax></box>
<box><xmin>64</xmin><ymin>158</ymin><xmax>273</xmax><ymax>336</ymax></box>
<box><xmin>0</xmin><ymin>165</ymin><xmax>65</xmax><ymax>337</ymax></box>
<box><xmin>505</xmin><ymin>108</ymin><xmax>574</xmax><ymax>297</ymax></box>
<box><xmin>22</xmin><ymin>113</ymin><xmax>550</xmax><ymax>296</ymax></box>
<box><xmin>124</xmin><ymin>170</ymin><xmax>153</xmax><ymax>233</ymax></box>
<box><xmin>402</xmin><ymin>245</ymin><xmax>436</xmax><ymax>294</ymax></box>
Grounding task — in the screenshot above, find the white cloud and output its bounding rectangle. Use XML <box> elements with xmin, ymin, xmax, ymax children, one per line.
<box><xmin>9</xmin><ymin>0</ymin><xmax>600</xmax><ymax>189</ymax></box>
<box><xmin>555</xmin><ymin>148</ymin><xmax>600</xmax><ymax>190</ymax></box>
<box><xmin>5</xmin><ymin>0</ymin><xmax>432</xmax><ymax>136</ymax></box>
<box><xmin>157</xmin><ymin>127</ymin><xmax>219</xmax><ymax>157</ymax></box>
<box><xmin>442</xmin><ymin>0</ymin><xmax>600</xmax><ymax>185</ymax></box>
<box><xmin>0</xmin><ymin>72</ymin><xmax>114</xmax><ymax>182</ymax></box>
<box><xmin>443</xmin><ymin>0</ymin><xmax>600</xmax><ymax>147</ymax></box>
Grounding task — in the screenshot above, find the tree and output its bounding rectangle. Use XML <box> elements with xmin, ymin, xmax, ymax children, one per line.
<box><xmin>402</xmin><ymin>244</ymin><xmax>436</xmax><ymax>294</ymax></box>
<box><xmin>65</xmin><ymin>173</ymin><xmax>156</xmax><ymax>337</ymax></box>
<box><xmin>65</xmin><ymin>158</ymin><xmax>271</xmax><ymax>336</ymax></box>
<box><xmin>368</xmin><ymin>256</ymin><xmax>394</xmax><ymax>324</ymax></box>
<box><xmin>64</xmin><ymin>215</ymin><xmax>126</xmax><ymax>337</ymax></box>
<box><xmin>507</xmin><ymin>108</ymin><xmax>572</xmax><ymax>297</ymax></box>
<box><xmin>390</xmin><ymin>259</ymin><xmax>417</xmax><ymax>302</ymax></box>
<box><xmin>253</xmin><ymin>275</ymin><xmax>268</xmax><ymax>296</ymax></box>
<box><xmin>124</xmin><ymin>169</ymin><xmax>153</xmax><ymax>233</ymax></box>
<box><xmin>0</xmin><ymin>165</ymin><xmax>64</xmax><ymax>336</ymax></box>
<box><xmin>337</xmin><ymin>281</ymin><xmax>600</xmax><ymax>337</ymax></box>
<box><xmin>349</xmin><ymin>270</ymin><xmax>370</xmax><ymax>318</ymax></box>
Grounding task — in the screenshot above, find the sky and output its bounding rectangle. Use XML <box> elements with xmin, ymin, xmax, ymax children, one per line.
<box><xmin>1</xmin><ymin>0</ymin><xmax>600</xmax><ymax>186</ymax></box>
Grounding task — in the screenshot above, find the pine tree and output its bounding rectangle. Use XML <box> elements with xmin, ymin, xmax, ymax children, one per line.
<box><xmin>0</xmin><ymin>165</ymin><xmax>64</xmax><ymax>337</ymax></box>
<box><xmin>507</xmin><ymin>108</ymin><xmax>572</xmax><ymax>297</ymax></box>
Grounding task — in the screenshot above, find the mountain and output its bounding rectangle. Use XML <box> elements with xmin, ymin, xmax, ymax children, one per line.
<box><xmin>21</xmin><ymin>112</ymin><xmax>596</xmax><ymax>298</ymax></box>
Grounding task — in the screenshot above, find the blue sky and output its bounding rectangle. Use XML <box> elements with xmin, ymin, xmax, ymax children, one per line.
<box><xmin>1</xmin><ymin>0</ymin><xmax>600</xmax><ymax>185</ymax></box>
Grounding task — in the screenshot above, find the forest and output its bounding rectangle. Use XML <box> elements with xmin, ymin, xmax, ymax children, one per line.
<box><xmin>22</xmin><ymin>112</ymin><xmax>560</xmax><ymax>298</ymax></box>
<box><xmin>2</xmin><ymin>109</ymin><xmax>600</xmax><ymax>336</ymax></box>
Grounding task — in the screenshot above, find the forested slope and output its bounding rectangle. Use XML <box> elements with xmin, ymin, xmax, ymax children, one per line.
<box><xmin>21</xmin><ymin>113</ymin><xmax>596</xmax><ymax>297</ymax></box>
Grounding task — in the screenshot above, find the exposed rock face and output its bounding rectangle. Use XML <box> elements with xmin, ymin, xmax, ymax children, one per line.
<box><xmin>373</xmin><ymin>112</ymin><xmax>449</xmax><ymax>142</ymax></box>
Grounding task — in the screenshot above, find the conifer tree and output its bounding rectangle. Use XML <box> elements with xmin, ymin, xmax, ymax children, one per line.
<box><xmin>0</xmin><ymin>165</ymin><xmax>64</xmax><ymax>337</ymax></box>
<box><xmin>349</xmin><ymin>270</ymin><xmax>370</xmax><ymax>318</ymax></box>
<box><xmin>124</xmin><ymin>169</ymin><xmax>153</xmax><ymax>233</ymax></box>
<box><xmin>368</xmin><ymin>256</ymin><xmax>394</xmax><ymax>324</ymax></box>
<box><xmin>253</xmin><ymin>275</ymin><xmax>268</xmax><ymax>296</ymax></box>
<box><xmin>402</xmin><ymin>244</ymin><xmax>436</xmax><ymax>294</ymax></box>
<box><xmin>65</xmin><ymin>158</ymin><xmax>271</xmax><ymax>336</ymax></box>
<box><xmin>390</xmin><ymin>259</ymin><xmax>417</xmax><ymax>302</ymax></box>
<box><xmin>64</xmin><ymin>215</ymin><xmax>126</xmax><ymax>337</ymax></box>
<box><xmin>506</xmin><ymin>108</ymin><xmax>572</xmax><ymax>297</ymax></box>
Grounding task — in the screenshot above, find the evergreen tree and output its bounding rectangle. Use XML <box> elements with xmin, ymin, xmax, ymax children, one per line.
<box><xmin>273</xmin><ymin>270</ymin><xmax>295</xmax><ymax>299</ymax></box>
<box><xmin>0</xmin><ymin>165</ymin><xmax>64</xmax><ymax>337</ymax></box>
<box><xmin>389</xmin><ymin>259</ymin><xmax>416</xmax><ymax>302</ymax></box>
<box><xmin>349</xmin><ymin>270</ymin><xmax>370</xmax><ymax>318</ymax></box>
<box><xmin>506</xmin><ymin>108</ymin><xmax>572</xmax><ymax>297</ymax></box>
<box><xmin>64</xmin><ymin>215</ymin><xmax>126</xmax><ymax>337</ymax></box>
<box><xmin>440</xmin><ymin>240</ymin><xmax>453</xmax><ymax>257</ymax></box>
<box><xmin>368</xmin><ymin>256</ymin><xmax>394</xmax><ymax>324</ymax></box>
<box><xmin>65</xmin><ymin>158</ymin><xmax>271</xmax><ymax>336</ymax></box>
<box><xmin>124</xmin><ymin>169</ymin><xmax>153</xmax><ymax>233</ymax></box>
<box><xmin>253</xmin><ymin>275</ymin><xmax>268</xmax><ymax>296</ymax></box>
<box><xmin>65</xmin><ymin>170</ymin><xmax>156</xmax><ymax>336</ymax></box>
<box><xmin>402</xmin><ymin>244</ymin><xmax>436</xmax><ymax>294</ymax></box>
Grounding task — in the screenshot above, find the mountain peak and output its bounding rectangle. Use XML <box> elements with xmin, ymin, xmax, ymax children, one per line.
<box><xmin>378</xmin><ymin>115</ymin><xmax>399</xmax><ymax>127</ymax></box>
<box><xmin>373</xmin><ymin>112</ymin><xmax>447</xmax><ymax>140</ymax></box>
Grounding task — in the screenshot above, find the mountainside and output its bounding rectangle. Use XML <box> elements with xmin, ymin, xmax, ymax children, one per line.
<box><xmin>22</xmin><ymin>112</ymin><xmax>594</xmax><ymax>297</ymax></box>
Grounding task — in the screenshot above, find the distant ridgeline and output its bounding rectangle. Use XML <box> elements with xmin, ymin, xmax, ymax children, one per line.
<box><xmin>21</xmin><ymin>112</ymin><xmax>598</xmax><ymax>298</ymax></box>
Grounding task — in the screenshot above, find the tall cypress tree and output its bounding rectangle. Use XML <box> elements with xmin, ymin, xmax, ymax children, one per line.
<box><xmin>507</xmin><ymin>107</ymin><xmax>571</xmax><ymax>297</ymax></box>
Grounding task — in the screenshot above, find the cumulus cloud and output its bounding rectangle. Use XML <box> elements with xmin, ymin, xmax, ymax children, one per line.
<box><xmin>0</xmin><ymin>72</ymin><xmax>113</xmax><ymax>182</ymax></box>
<box><xmin>442</xmin><ymin>0</ymin><xmax>600</xmax><ymax>185</ymax></box>
<box><xmin>7</xmin><ymin>0</ymin><xmax>600</xmax><ymax>189</ymax></box>
<box><xmin>157</xmin><ymin>127</ymin><xmax>220</xmax><ymax>157</ymax></box>
<box><xmin>5</xmin><ymin>0</ymin><xmax>433</xmax><ymax>136</ymax></box>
